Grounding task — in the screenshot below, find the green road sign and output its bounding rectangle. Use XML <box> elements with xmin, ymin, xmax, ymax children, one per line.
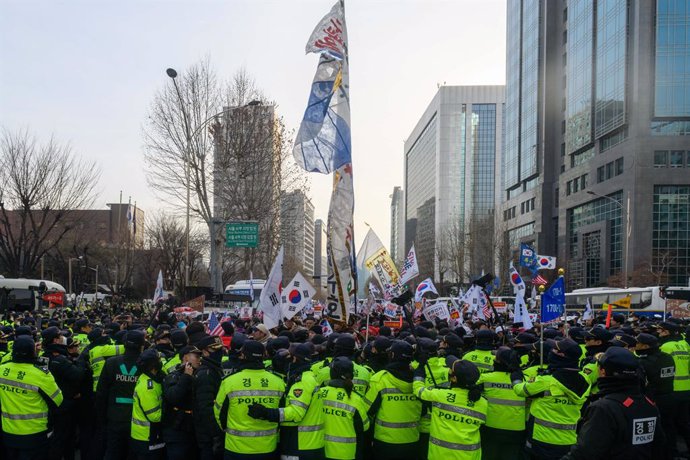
<box><xmin>225</xmin><ymin>222</ymin><xmax>259</xmax><ymax>248</ymax></box>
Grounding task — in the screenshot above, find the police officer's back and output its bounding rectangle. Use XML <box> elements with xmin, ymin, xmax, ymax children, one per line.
<box><xmin>0</xmin><ymin>335</ymin><xmax>63</xmax><ymax>458</ymax></box>
<box><xmin>131</xmin><ymin>349</ymin><xmax>166</xmax><ymax>459</ymax></box>
<box><xmin>96</xmin><ymin>329</ymin><xmax>145</xmax><ymax>460</ymax></box>
<box><xmin>463</xmin><ymin>330</ymin><xmax>496</xmax><ymax>373</ymax></box>
<box><xmin>563</xmin><ymin>347</ymin><xmax>665</xmax><ymax>460</ymax></box>
<box><xmin>214</xmin><ymin>340</ymin><xmax>286</xmax><ymax>458</ymax></box>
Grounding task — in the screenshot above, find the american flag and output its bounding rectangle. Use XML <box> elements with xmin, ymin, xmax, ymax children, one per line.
<box><xmin>209</xmin><ymin>311</ymin><xmax>230</xmax><ymax>336</ymax></box>
<box><xmin>531</xmin><ymin>274</ymin><xmax>548</xmax><ymax>286</ymax></box>
<box><xmin>480</xmin><ymin>291</ymin><xmax>493</xmax><ymax>319</ymax></box>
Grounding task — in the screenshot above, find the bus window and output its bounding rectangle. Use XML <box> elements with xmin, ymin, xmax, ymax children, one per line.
<box><xmin>8</xmin><ymin>289</ymin><xmax>34</xmax><ymax>311</ymax></box>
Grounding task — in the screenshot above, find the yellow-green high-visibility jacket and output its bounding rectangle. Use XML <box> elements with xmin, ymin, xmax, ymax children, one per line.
<box><xmin>660</xmin><ymin>338</ymin><xmax>690</xmax><ymax>392</ymax></box>
<box><xmin>131</xmin><ymin>373</ymin><xmax>163</xmax><ymax>445</ymax></box>
<box><xmin>319</xmin><ymin>385</ymin><xmax>370</xmax><ymax>460</ymax></box>
<box><xmin>463</xmin><ymin>349</ymin><xmax>495</xmax><ymax>374</ymax></box>
<box><xmin>316</xmin><ymin>360</ymin><xmax>371</xmax><ymax>395</ymax></box>
<box><xmin>413</xmin><ymin>379</ymin><xmax>488</xmax><ymax>460</ymax></box>
<box><xmin>513</xmin><ymin>372</ymin><xmax>590</xmax><ymax>446</ymax></box>
<box><xmin>214</xmin><ymin>368</ymin><xmax>286</xmax><ymax>454</ymax></box>
<box><xmin>0</xmin><ymin>362</ymin><xmax>63</xmax><ymax>435</ymax></box>
<box><xmin>477</xmin><ymin>371</ymin><xmax>526</xmax><ymax>431</ymax></box>
<box><xmin>74</xmin><ymin>333</ymin><xmax>90</xmax><ymax>352</ymax></box>
<box><xmin>280</xmin><ymin>369</ymin><xmax>324</xmax><ymax>451</ymax></box>
<box><xmin>162</xmin><ymin>355</ymin><xmax>180</xmax><ymax>374</ymax></box>
<box><xmin>89</xmin><ymin>343</ymin><xmax>123</xmax><ymax>391</ymax></box>
<box><xmin>364</xmin><ymin>369</ymin><xmax>421</xmax><ymax>444</ymax></box>
<box><xmin>412</xmin><ymin>357</ymin><xmax>450</xmax><ymax>434</ymax></box>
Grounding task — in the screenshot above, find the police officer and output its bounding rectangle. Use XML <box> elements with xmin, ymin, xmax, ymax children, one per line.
<box><xmin>463</xmin><ymin>329</ymin><xmax>495</xmax><ymax>373</ymax></box>
<box><xmin>581</xmin><ymin>327</ymin><xmax>612</xmax><ymax>395</ymax></box>
<box><xmin>162</xmin><ymin>345</ymin><xmax>202</xmax><ymax>460</ymax></box>
<box><xmin>414</xmin><ymin>337</ymin><xmax>450</xmax><ymax>460</ymax></box>
<box><xmin>563</xmin><ymin>347</ymin><xmax>665</xmax><ymax>459</ymax></box>
<box><xmin>363</xmin><ymin>340</ymin><xmax>420</xmax><ymax>460</ymax></box>
<box><xmin>478</xmin><ymin>347</ymin><xmax>526</xmax><ymax>460</ymax></box>
<box><xmin>318</xmin><ymin>357</ymin><xmax>370</xmax><ymax>460</ymax></box>
<box><xmin>73</xmin><ymin>319</ymin><xmax>91</xmax><ymax>352</ymax></box>
<box><xmin>161</xmin><ymin>329</ymin><xmax>189</xmax><ymax>374</ymax></box>
<box><xmin>88</xmin><ymin>327</ymin><xmax>124</xmax><ymax>391</ymax></box>
<box><xmin>365</xmin><ymin>336</ymin><xmax>391</xmax><ymax>373</ymax></box>
<box><xmin>214</xmin><ymin>340</ymin><xmax>285</xmax><ymax>460</ymax></box>
<box><xmin>131</xmin><ymin>349</ymin><xmax>166</xmax><ymax>459</ymax></box>
<box><xmin>248</xmin><ymin>342</ymin><xmax>325</xmax><ymax>460</ymax></box>
<box><xmin>315</xmin><ymin>334</ymin><xmax>371</xmax><ymax>394</ymax></box>
<box><xmin>222</xmin><ymin>333</ymin><xmax>246</xmax><ymax>377</ymax></box>
<box><xmin>42</xmin><ymin>326</ymin><xmax>85</xmax><ymax>460</ymax></box>
<box><xmin>194</xmin><ymin>335</ymin><xmax>226</xmax><ymax>460</ymax></box>
<box><xmin>513</xmin><ymin>338</ymin><xmax>591</xmax><ymax>460</ymax></box>
<box><xmin>656</xmin><ymin>321</ymin><xmax>690</xmax><ymax>454</ymax></box>
<box><xmin>413</xmin><ymin>358</ymin><xmax>488</xmax><ymax>460</ymax></box>
<box><xmin>96</xmin><ymin>329</ymin><xmax>145</xmax><ymax>460</ymax></box>
<box><xmin>0</xmin><ymin>335</ymin><xmax>63</xmax><ymax>459</ymax></box>
<box><xmin>635</xmin><ymin>332</ymin><xmax>676</xmax><ymax>459</ymax></box>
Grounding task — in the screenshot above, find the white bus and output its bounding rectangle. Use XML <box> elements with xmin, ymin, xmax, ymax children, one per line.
<box><xmin>224</xmin><ymin>279</ymin><xmax>265</xmax><ymax>305</ymax></box>
<box><xmin>565</xmin><ymin>286</ymin><xmax>690</xmax><ymax>317</ymax></box>
<box><xmin>0</xmin><ymin>278</ymin><xmax>66</xmax><ymax>313</ymax></box>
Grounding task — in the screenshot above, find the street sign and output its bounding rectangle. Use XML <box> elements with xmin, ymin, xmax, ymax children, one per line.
<box><xmin>225</xmin><ymin>222</ymin><xmax>259</xmax><ymax>248</ymax></box>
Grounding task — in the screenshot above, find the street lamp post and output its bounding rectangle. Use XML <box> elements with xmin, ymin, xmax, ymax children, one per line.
<box><xmin>87</xmin><ymin>265</ymin><xmax>99</xmax><ymax>302</ymax></box>
<box><xmin>586</xmin><ymin>190</ymin><xmax>631</xmax><ymax>288</ymax></box>
<box><xmin>68</xmin><ymin>256</ymin><xmax>83</xmax><ymax>298</ymax></box>
<box><xmin>165</xmin><ymin>67</ymin><xmax>226</xmax><ymax>295</ymax></box>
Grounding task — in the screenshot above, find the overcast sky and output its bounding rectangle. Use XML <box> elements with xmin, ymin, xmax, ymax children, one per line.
<box><xmin>0</xmin><ymin>0</ymin><xmax>506</xmax><ymax>251</ymax></box>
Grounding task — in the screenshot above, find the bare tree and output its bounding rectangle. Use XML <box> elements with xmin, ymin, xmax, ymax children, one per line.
<box><xmin>0</xmin><ymin>129</ymin><xmax>100</xmax><ymax>277</ymax></box>
<box><xmin>438</xmin><ymin>218</ymin><xmax>468</xmax><ymax>286</ymax></box>
<box><xmin>143</xmin><ymin>60</ymin><xmax>307</xmax><ymax>293</ymax></box>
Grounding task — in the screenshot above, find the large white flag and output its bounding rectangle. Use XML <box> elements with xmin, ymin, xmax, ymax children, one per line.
<box><xmin>153</xmin><ymin>270</ymin><xmax>165</xmax><ymax>304</ymax></box>
<box><xmin>414</xmin><ymin>278</ymin><xmax>439</xmax><ymax>302</ymax></box>
<box><xmin>260</xmin><ymin>247</ymin><xmax>284</xmax><ymax>329</ymax></box>
<box><xmin>281</xmin><ymin>272</ymin><xmax>316</xmax><ymax>320</ymax></box>
<box><xmin>513</xmin><ymin>291</ymin><xmax>533</xmax><ymax>330</ymax></box>
<box><xmin>399</xmin><ymin>245</ymin><xmax>420</xmax><ymax>285</ymax></box>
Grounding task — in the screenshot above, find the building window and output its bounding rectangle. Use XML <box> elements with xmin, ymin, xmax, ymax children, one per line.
<box><xmin>653</xmin><ymin>186</ymin><xmax>690</xmax><ymax>285</ymax></box>
<box><xmin>615</xmin><ymin>158</ymin><xmax>624</xmax><ymax>175</ymax></box>
<box><xmin>655</xmin><ymin>150</ymin><xmax>669</xmax><ymax>168</ymax></box>
<box><xmin>651</xmin><ymin>120</ymin><xmax>690</xmax><ymax>136</ymax></box>
<box><xmin>671</xmin><ymin>150</ymin><xmax>685</xmax><ymax>168</ymax></box>
<box><xmin>555</xmin><ymin>188</ymin><xmax>560</xmax><ymax>208</ymax></box>
<box><xmin>521</xmin><ymin>202</ymin><xmax>525</xmax><ymax>214</ymax></box>
<box><xmin>600</xmin><ymin>128</ymin><xmax>628</xmax><ymax>152</ymax></box>
<box><xmin>581</xmin><ymin>174</ymin><xmax>587</xmax><ymax>190</ymax></box>
<box><xmin>573</xmin><ymin>178</ymin><xmax>579</xmax><ymax>193</ymax></box>
<box><xmin>655</xmin><ymin>0</ymin><xmax>690</xmax><ymax>117</ymax></box>
<box><xmin>606</xmin><ymin>162</ymin><xmax>614</xmax><ymax>180</ymax></box>
<box><xmin>598</xmin><ymin>166</ymin><xmax>605</xmax><ymax>183</ymax></box>
<box><xmin>567</xmin><ymin>181</ymin><xmax>572</xmax><ymax>196</ymax></box>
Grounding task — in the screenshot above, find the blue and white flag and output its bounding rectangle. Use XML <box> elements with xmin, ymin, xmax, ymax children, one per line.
<box><xmin>153</xmin><ymin>270</ymin><xmax>164</xmax><ymax>304</ymax></box>
<box><xmin>582</xmin><ymin>298</ymin><xmax>593</xmax><ymax>321</ymax></box>
<box><xmin>293</xmin><ymin>1</ymin><xmax>351</xmax><ymax>174</ymax></box>
<box><xmin>508</xmin><ymin>262</ymin><xmax>525</xmax><ymax>293</ymax></box>
<box><xmin>540</xmin><ymin>276</ymin><xmax>565</xmax><ymax>323</ymax></box>
<box><xmin>519</xmin><ymin>243</ymin><xmax>539</xmax><ymax>273</ymax></box>
<box><xmin>513</xmin><ymin>291</ymin><xmax>533</xmax><ymax>330</ymax></box>
<box><xmin>536</xmin><ymin>254</ymin><xmax>557</xmax><ymax>270</ymax></box>
<box><xmin>399</xmin><ymin>245</ymin><xmax>419</xmax><ymax>285</ymax></box>
<box><xmin>249</xmin><ymin>271</ymin><xmax>255</xmax><ymax>302</ymax></box>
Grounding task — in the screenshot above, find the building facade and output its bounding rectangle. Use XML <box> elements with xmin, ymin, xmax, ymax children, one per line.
<box><xmin>404</xmin><ymin>86</ymin><xmax>505</xmax><ymax>284</ymax></box>
<box><xmin>501</xmin><ymin>0</ymin><xmax>690</xmax><ymax>288</ymax></box>
<box><xmin>389</xmin><ymin>186</ymin><xmax>405</xmax><ymax>263</ymax></box>
<box><xmin>280</xmin><ymin>190</ymin><xmax>315</xmax><ymax>279</ymax></box>
<box><xmin>313</xmin><ymin>218</ymin><xmax>328</xmax><ymax>290</ymax></box>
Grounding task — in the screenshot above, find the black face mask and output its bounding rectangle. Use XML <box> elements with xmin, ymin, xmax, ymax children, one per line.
<box><xmin>208</xmin><ymin>349</ymin><xmax>224</xmax><ymax>363</ymax></box>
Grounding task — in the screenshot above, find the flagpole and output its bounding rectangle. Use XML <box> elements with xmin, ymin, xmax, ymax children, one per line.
<box><xmin>538</xmin><ymin>284</ymin><xmax>545</xmax><ymax>367</ymax></box>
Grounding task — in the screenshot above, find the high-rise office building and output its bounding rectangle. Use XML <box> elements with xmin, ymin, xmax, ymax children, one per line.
<box><xmin>389</xmin><ymin>186</ymin><xmax>405</xmax><ymax>263</ymax></box>
<box><xmin>404</xmin><ymin>86</ymin><xmax>505</xmax><ymax>284</ymax></box>
<box><xmin>314</xmin><ymin>218</ymin><xmax>328</xmax><ymax>290</ymax></box>
<box><xmin>280</xmin><ymin>190</ymin><xmax>315</xmax><ymax>279</ymax></box>
<box><xmin>501</xmin><ymin>0</ymin><xmax>690</xmax><ymax>288</ymax></box>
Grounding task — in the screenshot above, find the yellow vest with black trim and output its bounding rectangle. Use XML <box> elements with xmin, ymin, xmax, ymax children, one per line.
<box><xmin>0</xmin><ymin>361</ymin><xmax>63</xmax><ymax>435</ymax></box>
<box><xmin>74</xmin><ymin>333</ymin><xmax>90</xmax><ymax>352</ymax></box>
<box><xmin>89</xmin><ymin>343</ymin><xmax>124</xmax><ymax>390</ymax></box>
<box><xmin>214</xmin><ymin>368</ymin><xmax>286</xmax><ymax>454</ymax></box>
<box><xmin>412</xmin><ymin>357</ymin><xmax>450</xmax><ymax>434</ymax></box>
<box><xmin>413</xmin><ymin>379</ymin><xmax>487</xmax><ymax>460</ymax></box>
<box><xmin>513</xmin><ymin>373</ymin><xmax>590</xmax><ymax>446</ymax></box>
<box><xmin>660</xmin><ymin>339</ymin><xmax>690</xmax><ymax>392</ymax></box>
<box><xmin>462</xmin><ymin>349</ymin><xmax>495</xmax><ymax>373</ymax></box>
<box><xmin>364</xmin><ymin>369</ymin><xmax>421</xmax><ymax>444</ymax></box>
<box><xmin>162</xmin><ymin>355</ymin><xmax>180</xmax><ymax>374</ymax></box>
<box><xmin>319</xmin><ymin>385</ymin><xmax>370</xmax><ymax>460</ymax></box>
<box><xmin>280</xmin><ymin>369</ymin><xmax>324</xmax><ymax>451</ymax></box>
<box><xmin>131</xmin><ymin>373</ymin><xmax>163</xmax><ymax>443</ymax></box>
<box><xmin>477</xmin><ymin>371</ymin><xmax>526</xmax><ymax>431</ymax></box>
